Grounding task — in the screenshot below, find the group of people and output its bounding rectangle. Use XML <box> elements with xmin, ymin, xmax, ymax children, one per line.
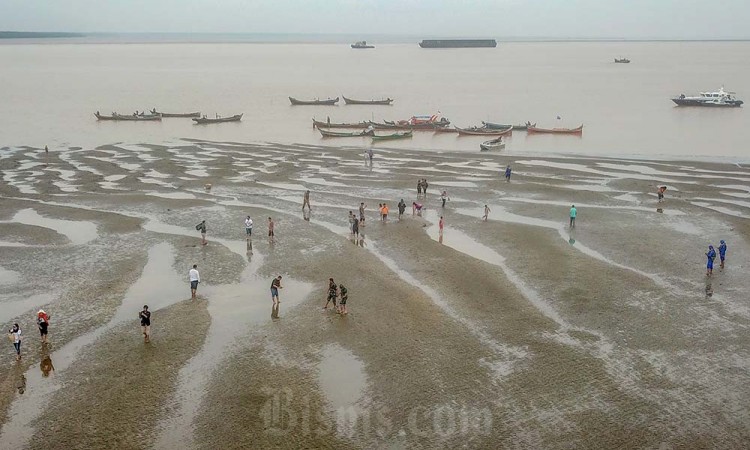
<box><xmin>6</xmin><ymin>309</ymin><xmax>51</xmax><ymax>361</ymax></box>
<box><xmin>416</xmin><ymin>178</ymin><xmax>429</xmax><ymax>195</ymax></box>
<box><xmin>324</xmin><ymin>278</ymin><xmax>349</xmax><ymax>315</ymax></box>
<box><xmin>705</xmin><ymin>240</ymin><xmax>728</xmax><ymax>277</ymax></box>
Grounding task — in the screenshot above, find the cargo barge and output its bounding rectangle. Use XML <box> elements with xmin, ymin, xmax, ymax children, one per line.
<box><xmin>419</xmin><ymin>39</ymin><xmax>497</xmax><ymax>48</ymax></box>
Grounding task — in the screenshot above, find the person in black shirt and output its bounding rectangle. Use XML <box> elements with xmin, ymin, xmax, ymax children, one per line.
<box><xmin>139</xmin><ymin>305</ymin><xmax>151</xmax><ymax>343</ymax></box>
<box><xmin>271</xmin><ymin>276</ymin><xmax>283</xmax><ymax>306</ymax></box>
<box><xmin>323</xmin><ymin>278</ymin><xmax>338</xmax><ymax>310</ymax></box>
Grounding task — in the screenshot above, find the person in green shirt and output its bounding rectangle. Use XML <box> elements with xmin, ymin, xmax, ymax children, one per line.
<box><xmin>338</xmin><ymin>284</ymin><xmax>349</xmax><ymax>315</ymax></box>
<box><xmin>569</xmin><ymin>205</ymin><xmax>577</xmax><ymax>228</ymax></box>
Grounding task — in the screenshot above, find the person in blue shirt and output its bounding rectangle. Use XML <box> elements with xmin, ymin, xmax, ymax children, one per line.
<box><xmin>718</xmin><ymin>240</ymin><xmax>727</xmax><ymax>269</ymax></box>
<box><xmin>504</xmin><ymin>165</ymin><xmax>512</xmax><ymax>182</ymax></box>
<box><xmin>569</xmin><ymin>205</ymin><xmax>577</xmax><ymax>228</ymax></box>
<box><xmin>706</xmin><ymin>245</ymin><xmax>716</xmax><ymax>277</ymax></box>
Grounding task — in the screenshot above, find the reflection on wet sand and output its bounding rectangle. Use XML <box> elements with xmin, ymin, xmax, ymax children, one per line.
<box><xmin>39</xmin><ymin>355</ymin><xmax>54</xmax><ymax>378</ymax></box>
<box><xmin>271</xmin><ymin>302</ymin><xmax>279</xmax><ymax>320</ymax></box>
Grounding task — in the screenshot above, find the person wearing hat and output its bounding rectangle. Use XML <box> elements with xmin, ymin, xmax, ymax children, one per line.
<box><xmin>706</xmin><ymin>245</ymin><xmax>717</xmax><ymax>277</ymax></box>
<box><xmin>718</xmin><ymin>240</ymin><xmax>728</xmax><ymax>269</ymax></box>
<box><xmin>37</xmin><ymin>309</ymin><xmax>50</xmax><ymax>344</ymax></box>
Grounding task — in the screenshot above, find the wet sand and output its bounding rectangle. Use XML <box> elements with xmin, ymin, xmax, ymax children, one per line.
<box><xmin>0</xmin><ymin>141</ymin><xmax>749</xmax><ymax>448</ymax></box>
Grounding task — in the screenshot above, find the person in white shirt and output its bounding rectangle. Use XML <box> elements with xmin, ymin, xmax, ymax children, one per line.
<box><xmin>8</xmin><ymin>323</ymin><xmax>21</xmax><ymax>360</ymax></box>
<box><xmin>189</xmin><ymin>265</ymin><xmax>200</xmax><ymax>299</ymax></box>
<box><xmin>244</xmin><ymin>216</ymin><xmax>253</xmax><ymax>238</ymax></box>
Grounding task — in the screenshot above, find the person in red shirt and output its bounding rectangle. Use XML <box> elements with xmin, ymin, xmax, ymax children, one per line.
<box><xmin>37</xmin><ymin>309</ymin><xmax>50</xmax><ymax>344</ymax></box>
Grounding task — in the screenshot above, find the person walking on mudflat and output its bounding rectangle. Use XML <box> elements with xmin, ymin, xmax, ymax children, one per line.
<box><xmin>303</xmin><ymin>190</ymin><xmax>311</xmax><ymax>211</ymax></box>
<box><xmin>271</xmin><ymin>276</ymin><xmax>283</xmax><ymax>306</ymax></box>
<box><xmin>359</xmin><ymin>202</ymin><xmax>367</xmax><ymax>227</ymax></box>
<box><xmin>706</xmin><ymin>245</ymin><xmax>716</xmax><ymax>277</ymax></box>
<box><xmin>398</xmin><ymin>199</ymin><xmax>407</xmax><ymax>220</ymax></box>
<box><xmin>139</xmin><ymin>305</ymin><xmax>151</xmax><ymax>343</ymax></box>
<box><xmin>244</xmin><ymin>216</ymin><xmax>253</xmax><ymax>238</ymax></box>
<box><xmin>8</xmin><ymin>323</ymin><xmax>22</xmax><ymax>361</ymax></box>
<box><xmin>569</xmin><ymin>205</ymin><xmax>577</xmax><ymax>228</ymax></box>
<box><xmin>37</xmin><ymin>309</ymin><xmax>50</xmax><ymax>344</ymax></box>
<box><xmin>505</xmin><ymin>165</ymin><xmax>512</xmax><ymax>182</ymax></box>
<box><xmin>440</xmin><ymin>190</ymin><xmax>450</xmax><ymax>208</ymax></box>
<box><xmin>196</xmin><ymin>220</ymin><xmax>207</xmax><ymax>246</ymax></box>
<box><xmin>719</xmin><ymin>240</ymin><xmax>727</xmax><ymax>269</ymax></box>
<box><xmin>483</xmin><ymin>205</ymin><xmax>491</xmax><ymax>221</ymax></box>
<box><xmin>189</xmin><ymin>264</ymin><xmax>200</xmax><ymax>299</ymax></box>
<box><xmin>324</xmin><ymin>278</ymin><xmax>338</xmax><ymax>310</ymax></box>
<box><xmin>417</xmin><ymin>180</ymin><xmax>422</xmax><ymax>196</ymax></box>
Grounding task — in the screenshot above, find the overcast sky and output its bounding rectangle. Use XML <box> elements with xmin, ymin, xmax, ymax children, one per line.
<box><xmin>1</xmin><ymin>0</ymin><xmax>748</xmax><ymax>39</ymax></box>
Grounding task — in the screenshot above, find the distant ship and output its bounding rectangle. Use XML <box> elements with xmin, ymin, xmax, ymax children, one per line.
<box><xmin>351</xmin><ymin>41</ymin><xmax>375</xmax><ymax>49</ymax></box>
<box><xmin>419</xmin><ymin>39</ymin><xmax>497</xmax><ymax>48</ymax></box>
<box><xmin>672</xmin><ymin>87</ymin><xmax>743</xmax><ymax>107</ymax></box>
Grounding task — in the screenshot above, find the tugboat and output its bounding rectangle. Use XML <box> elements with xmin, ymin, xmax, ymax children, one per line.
<box><xmin>351</xmin><ymin>41</ymin><xmax>374</xmax><ymax>49</ymax></box>
<box><xmin>672</xmin><ymin>87</ymin><xmax>743</xmax><ymax>107</ymax></box>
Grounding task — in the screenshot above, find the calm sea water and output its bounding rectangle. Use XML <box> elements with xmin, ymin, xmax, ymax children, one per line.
<box><xmin>0</xmin><ymin>40</ymin><xmax>748</xmax><ymax>159</ymax></box>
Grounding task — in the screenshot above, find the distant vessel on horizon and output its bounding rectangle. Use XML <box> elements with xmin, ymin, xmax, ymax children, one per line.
<box><xmin>419</xmin><ymin>39</ymin><xmax>497</xmax><ymax>48</ymax></box>
<box><xmin>672</xmin><ymin>87</ymin><xmax>743</xmax><ymax>107</ymax></box>
<box><xmin>351</xmin><ymin>41</ymin><xmax>375</xmax><ymax>49</ymax></box>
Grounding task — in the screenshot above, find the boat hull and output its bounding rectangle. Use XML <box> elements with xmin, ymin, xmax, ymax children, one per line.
<box><xmin>350</xmin><ymin>44</ymin><xmax>374</xmax><ymax>49</ymax></box>
<box><xmin>480</xmin><ymin>139</ymin><xmax>505</xmax><ymax>151</ymax></box>
<box><xmin>527</xmin><ymin>125</ymin><xmax>583</xmax><ymax>134</ymax></box>
<box><xmin>671</xmin><ymin>98</ymin><xmax>743</xmax><ymax>107</ymax></box>
<box><xmin>372</xmin><ymin>131</ymin><xmax>413</xmax><ymax>141</ymax></box>
<box><xmin>192</xmin><ymin>114</ymin><xmax>243</xmax><ymax>124</ymax></box>
<box><xmin>313</xmin><ymin>119</ymin><xmax>371</xmax><ymax>129</ymax></box>
<box><xmin>319</xmin><ymin>129</ymin><xmax>370</xmax><ymax>138</ymax></box>
<box><xmin>289</xmin><ymin>97</ymin><xmax>339</xmax><ymax>106</ymax></box>
<box><xmin>152</xmin><ymin>110</ymin><xmax>201</xmax><ymax>118</ymax></box>
<box><xmin>456</xmin><ymin>127</ymin><xmax>512</xmax><ymax>136</ymax></box>
<box><xmin>419</xmin><ymin>39</ymin><xmax>497</xmax><ymax>48</ymax></box>
<box><xmin>343</xmin><ymin>96</ymin><xmax>393</xmax><ymax>105</ymax></box>
<box><xmin>95</xmin><ymin>113</ymin><xmax>161</xmax><ymax>121</ymax></box>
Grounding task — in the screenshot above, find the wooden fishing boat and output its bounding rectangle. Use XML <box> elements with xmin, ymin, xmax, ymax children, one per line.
<box><xmin>433</xmin><ymin>126</ymin><xmax>458</xmax><ymax>133</ymax></box>
<box><xmin>480</xmin><ymin>137</ymin><xmax>505</xmax><ymax>151</ymax></box>
<box><xmin>95</xmin><ymin>112</ymin><xmax>161</xmax><ymax>121</ymax></box>
<box><xmin>351</xmin><ymin>41</ymin><xmax>375</xmax><ymax>49</ymax></box>
<box><xmin>289</xmin><ymin>97</ymin><xmax>339</xmax><ymax>106</ymax></box>
<box><xmin>369</xmin><ymin>120</ymin><xmax>451</xmax><ymax>130</ymax></box>
<box><xmin>192</xmin><ymin>114</ymin><xmax>243</xmax><ymax>124</ymax></box>
<box><xmin>527</xmin><ymin>124</ymin><xmax>584</xmax><ymax>134</ymax></box>
<box><xmin>312</xmin><ymin>119</ymin><xmax>371</xmax><ymax>129</ymax></box>
<box><xmin>614</xmin><ymin>58</ymin><xmax>630</xmax><ymax>64</ymax></box>
<box><xmin>150</xmin><ymin>109</ymin><xmax>201</xmax><ymax>118</ymax></box>
<box><xmin>319</xmin><ymin>129</ymin><xmax>373</xmax><ymax>138</ymax></box>
<box><xmin>342</xmin><ymin>96</ymin><xmax>394</xmax><ymax>105</ymax></box>
<box><xmin>482</xmin><ymin>121</ymin><xmax>535</xmax><ymax>130</ymax></box>
<box><xmin>371</xmin><ymin>131</ymin><xmax>413</xmax><ymax>141</ymax></box>
<box><xmin>456</xmin><ymin>126</ymin><xmax>512</xmax><ymax>136</ymax></box>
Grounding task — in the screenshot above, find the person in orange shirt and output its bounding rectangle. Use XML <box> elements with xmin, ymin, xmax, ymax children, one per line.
<box><xmin>381</xmin><ymin>203</ymin><xmax>389</xmax><ymax>222</ymax></box>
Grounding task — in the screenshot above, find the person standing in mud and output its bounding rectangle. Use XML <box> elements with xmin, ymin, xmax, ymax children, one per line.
<box><xmin>139</xmin><ymin>305</ymin><xmax>151</xmax><ymax>343</ymax></box>
<box><xmin>367</xmin><ymin>148</ymin><xmax>373</xmax><ymax>164</ymax></box>
<box><xmin>719</xmin><ymin>240</ymin><xmax>727</xmax><ymax>269</ymax></box>
<box><xmin>302</xmin><ymin>190</ymin><xmax>311</xmax><ymax>211</ymax></box>
<box><xmin>440</xmin><ymin>190</ymin><xmax>450</xmax><ymax>208</ymax></box>
<box><xmin>398</xmin><ymin>199</ymin><xmax>407</xmax><ymax>220</ymax></box>
<box><xmin>338</xmin><ymin>284</ymin><xmax>349</xmax><ymax>315</ymax></box>
<box><xmin>268</xmin><ymin>217</ymin><xmax>275</xmax><ymax>242</ymax></box>
<box><xmin>324</xmin><ymin>278</ymin><xmax>338</xmax><ymax>310</ymax></box>
<box><xmin>37</xmin><ymin>309</ymin><xmax>50</xmax><ymax>344</ymax></box>
<box><xmin>417</xmin><ymin>180</ymin><xmax>422</xmax><ymax>196</ymax></box>
<box><xmin>352</xmin><ymin>214</ymin><xmax>360</xmax><ymax>240</ymax></box>
<box><xmin>271</xmin><ymin>276</ymin><xmax>283</xmax><ymax>306</ymax></box>
<box><xmin>8</xmin><ymin>323</ymin><xmax>21</xmax><ymax>361</ymax></box>
<box><xmin>483</xmin><ymin>205</ymin><xmax>491</xmax><ymax>221</ymax></box>
<box><xmin>196</xmin><ymin>220</ymin><xmax>207</xmax><ymax>246</ymax></box>
<box><xmin>189</xmin><ymin>264</ymin><xmax>200</xmax><ymax>299</ymax></box>
<box><xmin>359</xmin><ymin>202</ymin><xmax>367</xmax><ymax>227</ymax></box>
<box><xmin>381</xmin><ymin>203</ymin><xmax>389</xmax><ymax>222</ymax></box>
<box><xmin>423</xmin><ymin>179</ymin><xmax>429</xmax><ymax>195</ymax></box>
<box><xmin>706</xmin><ymin>245</ymin><xmax>716</xmax><ymax>277</ymax></box>
<box><xmin>348</xmin><ymin>211</ymin><xmax>356</xmax><ymax>234</ymax></box>
<box><xmin>439</xmin><ymin>215</ymin><xmax>445</xmax><ymax>236</ymax></box>
<box><xmin>569</xmin><ymin>205</ymin><xmax>577</xmax><ymax>228</ymax></box>
<box><xmin>244</xmin><ymin>215</ymin><xmax>253</xmax><ymax>239</ymax></box>
<box><xmin>505</xmin><ymin>165</ymin><xmax>512</xmax><ymax>182</ymax></box>
<box><xmin>657</xmin><ymin>186</ymin><xmax>666</xmax><ymax>202</ymax></box>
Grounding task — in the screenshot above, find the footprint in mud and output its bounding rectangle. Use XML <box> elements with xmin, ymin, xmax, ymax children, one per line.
<box><xmin>16</xmin><ymin>374</ymin><xmax>26</xmax><ymax>395</ymax></box>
